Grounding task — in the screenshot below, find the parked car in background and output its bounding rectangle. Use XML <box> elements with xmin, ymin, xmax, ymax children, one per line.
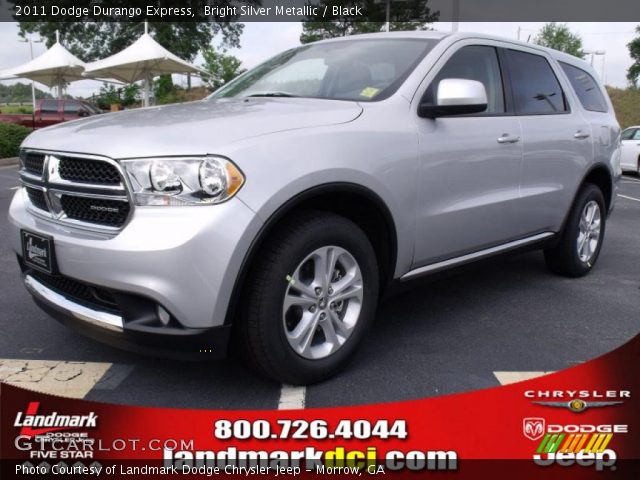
<box><xmin>9</xmin><ymin>32</ymin><xmax>620</xmax><ymax>384</ymax></box>
<box><xmin>0</xmin><ymin>99</ymin><xmax>102</xmax><ymax>129</ymax></box>
<box><xmin>620</xmin><ymin>126</ymin><xmax>640</xmax><ymax>174</ymax></box>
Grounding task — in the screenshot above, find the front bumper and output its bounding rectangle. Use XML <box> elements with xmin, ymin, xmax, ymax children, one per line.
<box><xmin>24</xmin><ymin>272</ymin><xmax>231</xmax><ymax>359</ymax></box>
<box><xmin>9</xmin><ymin>190</ymin><xmax>262</xmax><ymax>357</ymax></box>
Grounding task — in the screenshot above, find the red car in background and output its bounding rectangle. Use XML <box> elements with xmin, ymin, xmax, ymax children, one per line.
<box><xmin>0</xmin><ymin>99</ymin><xmax>102</xmax><ymax>129</ymax></box>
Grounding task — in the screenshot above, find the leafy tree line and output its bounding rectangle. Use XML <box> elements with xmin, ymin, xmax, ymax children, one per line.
<box><xmin>0</xmin><ymin>83</ymin><xmax>52</xmax><ymax>103</ymax></box>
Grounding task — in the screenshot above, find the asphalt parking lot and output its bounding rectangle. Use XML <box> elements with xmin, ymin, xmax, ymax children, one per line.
<box><xmin>1</xmin><ymin>164</ymin><xmax>639</xmax><ymax>410</ymax></box>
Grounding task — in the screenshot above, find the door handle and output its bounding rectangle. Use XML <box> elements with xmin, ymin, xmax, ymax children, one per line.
<box><xmin>574</xmin><ymin>130</ymin><xmax>591</xmax><ymax>139</ymax></box>
<box><xmin>497</xmin><ymin>134</ymin><xmax>520</xmax><ymax>144</ymax></box>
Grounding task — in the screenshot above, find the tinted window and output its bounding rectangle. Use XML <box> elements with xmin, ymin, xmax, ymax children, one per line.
<box><xmin>424</xmin><ymin>45</ymin><xmax>505</xmax><ymax>114</ymax></box>
<box><xmin>63</xmin><ymin>102</ymin><xmax>81</xmax><ymax>114</ymax></box>
<box><xmin>560</xmin><ymin>62</ymin><xmax>607</xmax><ymax>113</ymax></box>
<box><xmin>506</xmin><ymin>50</ymin><xmax>567</xmax><ymax>115</ymax></box>
<box><xmin>40</xmin><ymin>100</ymin><xmax>58</xmax><ymax>113</ymax></box>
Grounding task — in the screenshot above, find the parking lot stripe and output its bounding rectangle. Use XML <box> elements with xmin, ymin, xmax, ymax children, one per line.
<box><xmin>493</xmin><ymin>371</ymin><xmax>554</xmax><ymax>385</ymax></box>
<box><xmin>278</xmin><ymin>384</ymin><xmax>306</xmax><ymax>410</ymax></box>
<box><xmin>618</xmin><ymin>194</ymin><xmax>640</xmax><ymax>203</ymax></box>
<box><xmin>0</xmin><ymin>359</ymin><xmax>112</xmax><ymax>399</ymax></box>
<box><xmin>621</xmin><ymin>176</ymin><xmax>640</xmax><ymax>184</ymax></box>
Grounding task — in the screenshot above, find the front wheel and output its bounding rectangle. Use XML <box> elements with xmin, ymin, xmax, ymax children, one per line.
<box><xmin>238</xmin><ymin>211</ymin><xmax>379</xmax><ymax>385</ymax></box>
<box><xmin>544</xmin><ymin>183</ymin><xmax>606</xmax><ymax>277</ymax></box>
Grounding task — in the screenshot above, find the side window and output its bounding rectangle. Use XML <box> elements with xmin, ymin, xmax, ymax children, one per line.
<box><xmin>424</xmin><ymin>45</ymin><xmax>505</xmax><ymax>114</ymax></box>
<box><xmin>63</xmin><ymin>102</ymin><xmax>81</xmax><ymax>114</ymax></box>
<box><xmin>505</xmin><ymin>49</ymin><xmax>568</xmax><ymax>115</ymax></box>
<box><xmin>635</xmin><ymin>130</ymin><xmax>640</xmax><ymax>140</ymax></box>
<box><xmin>40</xmin><ymin>100</ymin><xmax>58</xmax><ymax>114</ymax></box>
<box><xmin>560</xmin><ymin>62</ymin><xmax>608</xmax><ymax>113</ymax></box>
<box><xmin>621</xmin><ymin>129</ymin><xmax>637</xmax><ymax>140</ymax></box>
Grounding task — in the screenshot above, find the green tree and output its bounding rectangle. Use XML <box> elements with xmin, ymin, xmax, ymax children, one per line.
<box><xmin>154</xmin><ymin>75</ymin><xmax>178</xmax><ymax>104</ymax></box>
<box><xmin>300</xmin><ymin>0</ymin><xmax>438</xmax><ymax>44</ymax></box>
<box><xmin>0</xmin><ymin>83</ymin><xmax>51</xmax><ymax>103</ymax></box>
<box><xmin>202</xmin><ymin>49</ymin><xmax>246</xmax><ymax>90</ymax></box>
<box><xmin>627</xmin><ymin>26</ymin><xmax>640</xmax><ymax>88</ymax></box>
<box><xmin>96</xmin><ymin>83</ymin><xmax>120</xmax><ymax>109</ymax></box>
<box><xmin>534</xmin><ymin>23</ymin><xmax>584</xmax><ymax>58</ymax></box>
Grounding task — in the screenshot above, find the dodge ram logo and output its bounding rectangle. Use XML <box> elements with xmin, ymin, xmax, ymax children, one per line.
<box><xmin>523</xmin><ymin>418</ymin><xmax>545</xmax><ymax>440</ymax></box>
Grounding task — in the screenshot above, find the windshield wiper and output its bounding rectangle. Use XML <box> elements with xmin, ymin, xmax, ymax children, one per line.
<box><xmin>246</xmin><ymin>91</ymin><xmax>297</xmax><ymax>98</ymax></box>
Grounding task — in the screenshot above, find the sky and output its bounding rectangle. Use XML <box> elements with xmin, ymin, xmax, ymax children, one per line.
<box><xmin>0</xmin><ymin>21</ymin><xmax>637</xmax><ymax>99</ymax></box>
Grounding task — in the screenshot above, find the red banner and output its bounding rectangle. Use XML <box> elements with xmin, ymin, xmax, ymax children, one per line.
<box><xmin>2</xmin><ymin>335</ymin><xmax>639</xmax><ymax>479</ymax></box>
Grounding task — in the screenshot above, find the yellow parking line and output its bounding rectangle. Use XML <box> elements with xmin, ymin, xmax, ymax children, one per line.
<box><xmin>0</xmin><ymin>359</ymin><xmax>112</xmax><ymax>399</ymax></box>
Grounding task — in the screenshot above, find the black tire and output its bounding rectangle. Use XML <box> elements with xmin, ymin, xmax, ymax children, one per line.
<box><xmin>544</xmin><ymin>183</ymin><xmax>606</xmax><ymax>277</ymax></box>
<box><xmin>237</xmin><ymin>210</ymin><xmax>379</xmax><ymax>385</ymax></box>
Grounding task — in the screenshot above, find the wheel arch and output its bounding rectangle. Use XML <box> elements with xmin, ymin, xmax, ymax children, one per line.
<box><xmin>224</xmin><ymin>183</ymin><xmax>398</xmax><ymax>326</ymax></box>
<box><xmin>581</xmin><ymin>163</ymin><xmax>614</xmax><ymax>211</ymax></box>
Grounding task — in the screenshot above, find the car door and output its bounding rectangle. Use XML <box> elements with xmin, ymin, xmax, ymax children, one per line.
<box><xmin>620</xmin><ymin>128</ymin><xmax>640</xmax><ymax>172</ymax></box>
<box><xmin>503</xmin><ymin>47</ymin><xmax>594</xmax><ymax>235</ymax></box>
<box><xmin>412</xmin><ymin>43</ymin><xmax>524</xmax><ymax>267</ymax></box>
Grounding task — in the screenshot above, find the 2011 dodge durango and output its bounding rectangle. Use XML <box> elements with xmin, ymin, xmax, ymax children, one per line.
<box><xmin>9</xmin><ymin>32</ymin><xmax>621</xmax><ymax>384</ymax></box>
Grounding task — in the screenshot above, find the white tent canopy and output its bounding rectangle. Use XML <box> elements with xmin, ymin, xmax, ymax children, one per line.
<box><xmin>1</xmin><ymin>41</ymin><xmax>85</xmax><ymax>97</ymax></box>
<box><xmin>83</xmin><ymin>27</ymin><xmax>203</xmax><ymax>106</ymax></box>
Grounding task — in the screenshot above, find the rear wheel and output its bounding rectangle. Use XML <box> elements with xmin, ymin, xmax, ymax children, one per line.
<box><xmin>238</xmin><ymin>211</ymin><xmax>379</xmax><ymax>385</ymax></box>
<box><xmin>544</xmin><ymin>183</ymin><xmax>606</xmax><ymax>277</ymax></box>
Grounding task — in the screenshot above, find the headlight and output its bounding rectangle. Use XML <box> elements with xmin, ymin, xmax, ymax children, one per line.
<box><xmin>121</xmin><ymin>156</ymin><xmax>244</xmax><ymax>206</ymax></box>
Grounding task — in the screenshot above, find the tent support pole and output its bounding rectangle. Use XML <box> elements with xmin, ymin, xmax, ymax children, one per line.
<box><xmin>144</xmin><ymin>73</ymin><xmax>150</xmax><ymax>107</ymax></box>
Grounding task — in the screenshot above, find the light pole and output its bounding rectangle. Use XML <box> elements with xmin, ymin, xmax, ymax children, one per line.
<box><xmin>452</xmin><ymin>0</ymin><xmax>460</xmax><ymax>33</ymax></box>
<box><xmin>374</xmin><ymin>0</ymin><xmax>410</xmax><ymax>33</ymax></box>
<box><xmin>19</xmin><ymin>36</ymin><xmax>43</xmax><ymax>113</ymax></box>
<box><xmin>584</xmin><ymin>50</ymin><xmax>606</xmax><ymax>79</ymax></box>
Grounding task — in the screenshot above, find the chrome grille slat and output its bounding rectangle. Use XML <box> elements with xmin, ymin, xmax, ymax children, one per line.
<box><xmin>19</xmin><ymin>150</ymin><xmax>133</xmax><ymax>233</ymax></box>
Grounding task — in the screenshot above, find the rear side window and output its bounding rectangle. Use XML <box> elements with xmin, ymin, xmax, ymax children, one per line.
<box><xmin>505</xmin><ymin>49</ymin><xmax>567</xmax><ymax>115</ymax></box>
<box><xmin>40</xmin><ymin>100</ymin><xmax>58</xmax><ymax>113</ymax></box>
<box><xmin>560</xmin><ymin>62</ymin><xmax>608</xmax><ymax>113</ymax></box>
<box><xmin>622</xmin><ymin>128</ymin><xmax>640</xmax><ymax>140</ymax></box>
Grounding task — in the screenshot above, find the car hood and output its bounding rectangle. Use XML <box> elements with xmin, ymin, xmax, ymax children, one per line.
<box><xmin>21</xmin><ymin>98</ymin><xmax>363</xmax><ymax>159</ymax></box>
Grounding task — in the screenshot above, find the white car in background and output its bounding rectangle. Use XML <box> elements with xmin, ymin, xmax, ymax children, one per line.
<box><xmin>621</xmin><ymin>126</ymin><xmax>640</xmax><ymax>174</ymax></box>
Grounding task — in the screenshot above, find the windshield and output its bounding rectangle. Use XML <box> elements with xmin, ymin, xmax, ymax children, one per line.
<box><xmin>210</xmin><ymin>38</ymin><xmax>439</xmax><ymax>102</ymax></box>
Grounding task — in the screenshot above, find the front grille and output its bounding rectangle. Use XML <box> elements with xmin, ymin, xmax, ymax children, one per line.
<box><xmin>60</xmin><ymin>195</ymin><xmax>130</xmax><ymax>227</ymax></box>
<box><xmin>28</xmin><ymin>268</ymin><xmax>119</xmax><ymax>314</ymax></box>
<box><xmin>25</xmin><ymin>187</ymin><xmax>48</xmax><ymax>212</ymax></box>
<box><xmin>59</xmin><ymin>157</ymin><xmax>121</xmax><ymax>185</ymax></box>
<box><xmin>19</xmin><ymin>150</ymin><xmax>131</xmax><ymax>231</ymax></box>
<box><xmin>21</xmin><ymin>152</ymin><xmax>45</xmax><ymax>176</ymax></box>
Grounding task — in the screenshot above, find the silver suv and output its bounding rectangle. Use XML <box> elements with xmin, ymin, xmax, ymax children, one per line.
<box><xmin>9</xmin><ymin>32</ymin><xmax>621</xmax><ymax>384</ymax></box>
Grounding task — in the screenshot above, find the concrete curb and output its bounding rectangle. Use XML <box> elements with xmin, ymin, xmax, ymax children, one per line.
<box><xmin>0</xmin><ymin>157</ymin><xmax>19</xmax><ymax>168</ymax></box>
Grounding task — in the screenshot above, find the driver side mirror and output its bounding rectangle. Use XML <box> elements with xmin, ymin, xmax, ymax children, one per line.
<box><xmin>418</xmin><ymin>78</ymin><xmax>488</xmax><ymax>118</ymax></box>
